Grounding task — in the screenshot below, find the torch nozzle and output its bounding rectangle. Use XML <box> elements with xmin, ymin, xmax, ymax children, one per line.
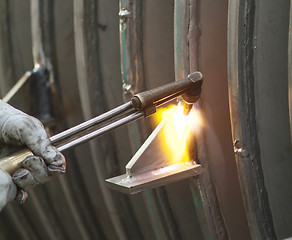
<box><xmin>182</xmin><ymin>102</ymin><xmax>193</xmax><ymax>116</ymax></box>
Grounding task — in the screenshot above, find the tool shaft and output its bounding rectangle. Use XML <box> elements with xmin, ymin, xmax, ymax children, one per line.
<box><xmin>0</xmin><ymin>104</ymin><xmax>139</xmax><ymax>174</ymax></box>
<box><xmin>57</xmin><ymin>111</ymin><xmax>144</xmax><ymax>151</ymax></box>
<box><xmin>51</xmin><ymin>101</ymin><xmax>133</xmax><ymax>144</ymax></box>
<box><xmin>0</xmin><ymin>72</ymin><xmax>203</xmax><ymax>174</ymax></box>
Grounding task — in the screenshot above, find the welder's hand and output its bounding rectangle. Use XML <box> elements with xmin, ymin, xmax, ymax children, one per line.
<box><xmin>0</xmin><ymin>100</ymin><xmax>66</xmax><ymax>206</ymax></box>
<box><xmin>0</xmin><ymin>168</ymin><xmax>17</xmax><ymax>211</ymax></box>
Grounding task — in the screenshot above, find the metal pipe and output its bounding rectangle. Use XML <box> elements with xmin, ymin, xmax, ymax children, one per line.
<box><xmin>2</xmin><ymin>71</ymin><xmax>32</xmax><ymax>103</ymax></box>
<box><xmin>51</xmin><ymin>101</ymin><xmax>133</xmax><ymax>143</ymax></box>
<box><xmin>58</xmin><ymin>111</ymin><xmax>144</xmax><ymax>151</ymax></box>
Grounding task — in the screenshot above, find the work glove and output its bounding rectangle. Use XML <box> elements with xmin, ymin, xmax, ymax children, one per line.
<box><xmin>0</xmin><ymin>100</ymin><xmax>66</xmax><ymax>211</ymax></box>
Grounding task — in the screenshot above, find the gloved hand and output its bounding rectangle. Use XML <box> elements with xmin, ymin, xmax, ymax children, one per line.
<box><xmin>0</xmin><ymin>167</ymin><xmax>17</xmax><ymax>211</ymax></box>
<box><xmin>0</xmin><ymin>100</ymin><xmax>66</xmax><ymax>210</ymax></box>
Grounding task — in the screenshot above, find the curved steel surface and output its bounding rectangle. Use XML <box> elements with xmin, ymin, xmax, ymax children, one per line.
<box><xmin>228</xmin><ymin>1</ymin><xmax>276</xmax><ymax>239</ymax></box>
<box><xmin>228</xmin><ymin>0</ymin><xmax>292</xmax><ymax>239</ymax></box>
<box><xmin>174</xmin><ymin>0</ymin><xmax>228</xmax><ymax>239</ymax></box>
<box><xmin>73</xmin><ymin>0</ymin><xmax>144</xmax><ymax>239</ymax></box>
<box><xmin>195</xmin><ymin>0</ymin><xmax>252</xmax><ymax>239</ymax></box>
<box><xmin>119</xmin><ymin>1</ymin><xmax>166</xmax><ymax>239</ymax></box>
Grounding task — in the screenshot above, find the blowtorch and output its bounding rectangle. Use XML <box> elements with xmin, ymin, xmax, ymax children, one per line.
<box><xmin>0</xmin><ymin>71</ymin><xmax>203</xmax><ymax>192</ymax></box>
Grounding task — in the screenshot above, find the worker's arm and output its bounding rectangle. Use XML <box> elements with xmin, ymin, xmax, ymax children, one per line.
<box><xmin>0</xmin><ymin>100</ymin><xmax>66</xmax><ymax>210</ymax></box>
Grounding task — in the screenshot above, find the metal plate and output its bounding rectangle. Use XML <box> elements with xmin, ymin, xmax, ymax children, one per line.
<box><xmin>106</xmin><ymin>162</ymin><xmax>202</xmax><ymax>194</ymax></box>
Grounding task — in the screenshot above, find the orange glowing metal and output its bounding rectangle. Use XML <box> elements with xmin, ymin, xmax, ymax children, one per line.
<box><xmin>154</xmin><ymin>104</ymin><xmax>203</xmax><ymax>164</ymax></box>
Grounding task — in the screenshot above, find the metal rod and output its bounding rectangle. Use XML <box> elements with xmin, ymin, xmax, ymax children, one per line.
<box><xmin>2</xmin><ymin>71</ymin><xmax>32</xmax><ymax>103</ymax></box>
<box><xmin>50</xmin><ymin>101</ymin><xmax>133</xmax><ymax>143</ymax></box>
<box><xmin>58</xmin><ymin>111</ymin><xmax>144</xmax><ymax>151</ymax></box>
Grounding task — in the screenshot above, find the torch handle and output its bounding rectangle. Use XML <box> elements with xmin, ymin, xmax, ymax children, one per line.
<box><xmin>0</xmin><ymin>72</ymin><xmax>203</xmax><ymax>175</ymax></box>
<box><xmin>0</xmin><ymin>148</ymin><xmax>33</xmax><ymax>175</ymax></box>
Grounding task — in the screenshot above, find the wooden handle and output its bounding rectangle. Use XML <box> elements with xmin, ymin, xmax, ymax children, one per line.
<box><xmin>0</xmin><ymin>148</ymin><xmax>33</xmax><ymax>175</ymax></box>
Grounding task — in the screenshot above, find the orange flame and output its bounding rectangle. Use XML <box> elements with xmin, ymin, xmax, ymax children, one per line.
<box><xmin>153</xmin><ymin>104</ymin><xmax>203</xmax><ymax>164</ymax></box>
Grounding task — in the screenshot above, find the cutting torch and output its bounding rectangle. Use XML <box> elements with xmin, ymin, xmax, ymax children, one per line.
<box><xmin>0</xmin><ymin>72</ymin><xmax>203</xmax><ymax>175</ymax></box>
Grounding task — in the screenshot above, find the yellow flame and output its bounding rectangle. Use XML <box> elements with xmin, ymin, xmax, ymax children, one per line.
<box><xmin>153</xmin><ymin>104</ymin><xmax>203</xmax><ymax>164</ymax></box>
